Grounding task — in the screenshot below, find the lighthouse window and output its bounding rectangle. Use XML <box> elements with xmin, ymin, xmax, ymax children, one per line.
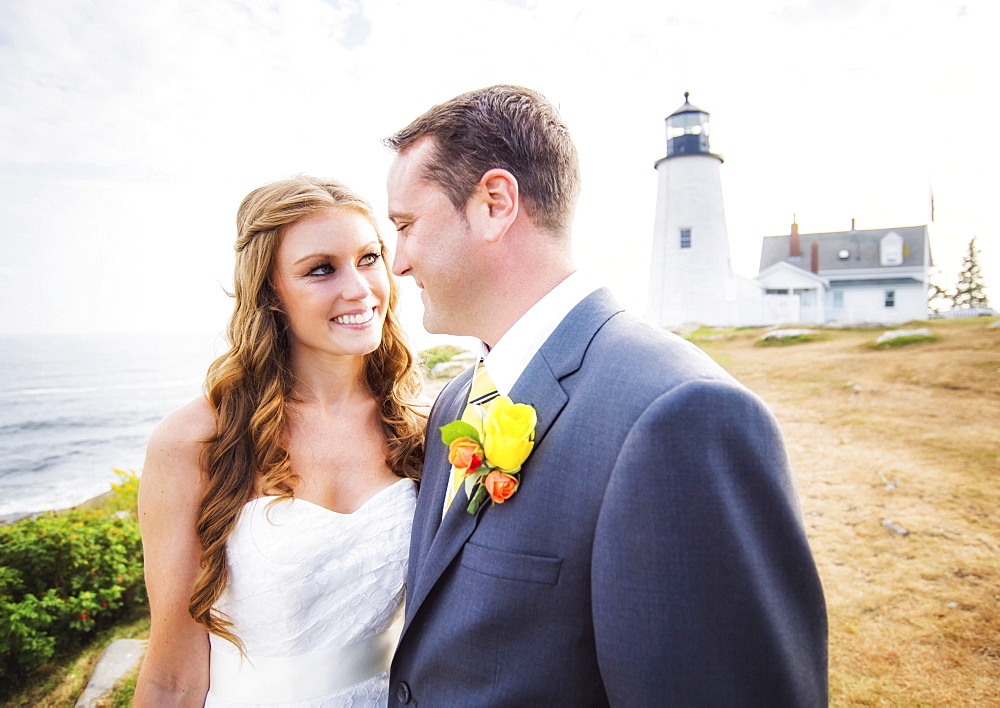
<box><xmin>680</xmin><ymin>228</ymin><xmax>692</xmax><ymax>249</ymax></box>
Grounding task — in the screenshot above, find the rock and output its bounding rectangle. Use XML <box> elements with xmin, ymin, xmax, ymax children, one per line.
<box><xmin>874</xmin><ymin>328</ymin><xmax>933</xmax><ymax>345</ymax></box>
<box><xmin>826</xmin><ymin>321</ymin><xmax>889</xmax><ymax>329</ymax></box>
<box><xmin>878</xmin><ymin>472</ymin><xmax>898</xmax><ymax>490</ymax></box>
<box><xmin>988</xmin><ymin>320</ymin><xmax>1000</xmax><ymax>329</ymax></box>
<box><xmin>880</xmin><ymin>519</ymin><xmax>910</xmax><ymax>536</ymax></box>
<box><xmin>761</xmin><ymin>328</ymin><xmax>817</xmax><ymax>341</ymax></box>
<box><xmin>450</xmin><ymin>351</ymin><xmax>480</xmax><ymax>364</ymax></box>
<box><xmin>75</xmin><ymin>638</ymin><xmax>147</xmax><ymax>707</ymax></box>
<box><xmin>664</xmin><ymin>321</ymin><xmax>702</xmax><ymax>338</ymax></box>
<box><xmin>430</xmin><ymin>361</ymin><xmax>469</xmax><ymax>379</ymax></box>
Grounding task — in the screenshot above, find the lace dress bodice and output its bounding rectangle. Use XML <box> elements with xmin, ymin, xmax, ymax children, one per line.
<box><xmin>205</xmin><ymin>478</ymin><xmax>416</xmax><ymax>707</ymax></box>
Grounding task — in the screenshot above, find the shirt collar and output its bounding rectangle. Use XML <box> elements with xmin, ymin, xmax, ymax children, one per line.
<box><xmin>482</xmin><ymin>271</ymin><xmax>598</xmax><ymax>396</ymax></box>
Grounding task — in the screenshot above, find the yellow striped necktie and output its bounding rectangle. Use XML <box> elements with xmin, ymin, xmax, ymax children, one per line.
<box><xmin>443</xmin><ymin>360</ymin><xmax>499</xmax><ymax>515</ymax></box>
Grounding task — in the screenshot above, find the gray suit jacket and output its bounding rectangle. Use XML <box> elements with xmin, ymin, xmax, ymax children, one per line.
<box><xmin>389</xmin><ymin>289</ymin><xmax>827</xmax><ymax>706</ymax></box>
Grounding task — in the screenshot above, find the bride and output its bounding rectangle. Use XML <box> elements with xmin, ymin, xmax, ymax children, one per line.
<box><xmin>134</xmin><ymin>177</ymin><xmax>425</xmax><ymax>706</ymax></box>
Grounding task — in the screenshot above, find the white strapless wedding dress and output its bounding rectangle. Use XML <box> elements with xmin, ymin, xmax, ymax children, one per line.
<box><xmin>204</xmin><ymin>478</ymin><xmax>416</xmax><ymax>708</ymax></box>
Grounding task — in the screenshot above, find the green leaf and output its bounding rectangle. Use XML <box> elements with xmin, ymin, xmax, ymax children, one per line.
<box><xmin>466</xmin><ymin>485</ymin><xmax>489</xmax><ymax>515</ymax></box>
<box><xmin>440</xmin><ymin>420</ymin><xmax>481</xmax><ymax>446</ymax></box>
<box><xmin>462</xmin><ymin>468</ymin><xmax>490</xmax><ymax>499</ymax></box>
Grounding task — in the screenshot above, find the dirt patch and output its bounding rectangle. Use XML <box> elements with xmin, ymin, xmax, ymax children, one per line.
<box><xmin>695</xmin><ymin>318</ymin><xmax>1000</xmax><ymax>705</ymax></box>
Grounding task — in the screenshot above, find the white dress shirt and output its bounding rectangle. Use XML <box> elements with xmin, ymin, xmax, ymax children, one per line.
<box><xmin>483</xmin><ymin>271</ymin><xmax>598</xmax><ymax>396</ymax></box>
<box><xmin>443</xmin><ymin>271</ymin><xmax>598</xmax><ymax>517</ymax></box>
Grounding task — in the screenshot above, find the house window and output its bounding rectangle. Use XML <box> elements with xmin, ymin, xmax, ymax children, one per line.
<box><xmin>833</xmin><ymin>291</ymin><xmax>844</xmax><ymax>308</ymax></box>
<box><xmin>879</xmin><ymin>232</ymin><xmax>904</xmax><ymax>266</ymax></box>
<box><xmin>795</xmin><ymin>288</ymin><xmax>815</xmax><ymax>306</ymax></box>
<box><xmin>885</xmin><ymin>290</ymin><xmax>895</xmax><ymax>308</ymax></box>
<box><xmin>766</xmin><ymin>289</ymin><xmax>789</xmax><ymax>295</ymax></box>
<box><xmin>680</xmin><ymin>228</ymin><xmax>691</xmax><ymax>249</ymax></box>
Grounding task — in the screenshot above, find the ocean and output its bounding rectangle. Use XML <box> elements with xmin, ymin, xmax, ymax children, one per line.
<box><xmin>0</xmin><ymin>332</ymin><xmax>222</xmax><ymax>522</ymax></box>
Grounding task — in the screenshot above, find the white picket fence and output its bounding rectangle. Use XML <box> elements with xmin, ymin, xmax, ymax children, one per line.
<box><xmin>934</xmin><ymin>307</ymin><xmax>997</xmax><ymax>318</ymax></box>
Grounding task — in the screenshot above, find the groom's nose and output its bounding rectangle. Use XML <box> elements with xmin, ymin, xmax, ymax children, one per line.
<box><xmin>392</xmin><ymin>238</ymin><xmax>412</xmax><ymax>278</ymax></box>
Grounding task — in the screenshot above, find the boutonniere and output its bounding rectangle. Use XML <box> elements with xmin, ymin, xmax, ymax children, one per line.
<box><xmin>440</xmin><ymin>396</ymin><xmax>537</xmax><ymax>514</ymax></box>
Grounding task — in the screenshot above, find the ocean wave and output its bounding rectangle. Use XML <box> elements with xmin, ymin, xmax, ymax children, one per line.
<box><xmin>0</xmin><ymin>332</ymin><xmax>217</xmax><ymax>517</ymax></box>
<box><xmin>4</xmin><ymin>377</ymin><xmax>202</xmax><ymax>398</ymax></box>
<box><xmin>20</xmin><ymin>386</ymin><xmax>102</xmax><ymax>396</ymax></box>
<box><xmin>0</xmin><ymin>434</ymin><xmax>147</xmax><ymax>478</ymax></box>
<box><xmin>0</xmin><ymin>415</ymin><xmax>157</xmax><ymax>436</ymax></box>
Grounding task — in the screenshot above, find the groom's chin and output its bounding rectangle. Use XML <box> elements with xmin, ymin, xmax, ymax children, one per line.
<box><xmin>422</xmin><ymin>312</ymin><xmax>472</xmax><ymax>339</ymax></box>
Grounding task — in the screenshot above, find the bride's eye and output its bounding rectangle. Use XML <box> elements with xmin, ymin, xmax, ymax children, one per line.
<box><xmin>359</xmin><ymin>252</ymin><xmax>382</xmax><ymax>267</ymax></box>
<box><xmin>307</xmin><ymin>263</ymin><xmax>335</xmax><ymax>277</ymax></box>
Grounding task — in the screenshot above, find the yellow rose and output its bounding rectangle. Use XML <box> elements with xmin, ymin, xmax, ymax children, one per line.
<box><xmin>483</xmin><ymin>396</ymin><xmax>536</xmax><ymax>471</ymax></box>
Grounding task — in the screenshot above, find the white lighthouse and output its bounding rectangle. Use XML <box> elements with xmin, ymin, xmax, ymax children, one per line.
<box><xmin>647</xmin><ymin>93</ymin><xmax>738</xmax><ymax>327</ymax></box>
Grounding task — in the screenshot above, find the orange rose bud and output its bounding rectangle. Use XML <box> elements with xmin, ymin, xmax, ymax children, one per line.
<box><xmin>448</xmin><ymin>437</ymin><xmax>483</xmax><ymax>473</ymax></box>
<box><xmin>483</xmin><ymin>470</ymin><xmax>519</xmax><ymax>504</ymax></box>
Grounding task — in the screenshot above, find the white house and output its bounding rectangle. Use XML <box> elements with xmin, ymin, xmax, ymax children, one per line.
<box><xmin>757</xmin><ymin>222</ymin><xmax>932</xmax><ymax>324</ymax></box>
<box><xmin>646</xmin><ymin>95</ymin><xmax>932</xmax><ymax>327</ymax></box>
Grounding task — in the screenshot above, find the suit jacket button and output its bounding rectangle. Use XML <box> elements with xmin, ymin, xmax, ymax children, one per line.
<box><xmin>396</xmin><ymin>681</ymin><xmax>412</xmax><ymax>704</ymax></box>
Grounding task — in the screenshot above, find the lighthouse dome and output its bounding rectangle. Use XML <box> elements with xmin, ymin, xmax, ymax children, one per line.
<box><xmin>665</xmin><ymin>92</ymin><xmax>714</xmax><ymax>158</ymax></box>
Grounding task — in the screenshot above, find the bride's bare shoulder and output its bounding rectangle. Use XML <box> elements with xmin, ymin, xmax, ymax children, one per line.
<box><xmin>145</xmin><ymin>397</ymin><xmax>216</xmax><ymax>473</ymax></box>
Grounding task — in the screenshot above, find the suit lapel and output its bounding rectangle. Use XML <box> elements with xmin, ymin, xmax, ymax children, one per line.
<box><xmin>404</xmin><ymin>473</ymin><xmax>483</xmax><ymax>619</ymax></box>
<box><xmin>401</xmin><ymin>289</ymin><xmax>624</xmax><ymax>634</ymax></box>
<box><xmin>507</xmin><ymin>288</ymin><xmax>622</xmax><ymax>448</ymax></box>
<box><xmin>407</xmin><ymin>368</ymin><xmax>472</xmax><ymax>588</ymax></box>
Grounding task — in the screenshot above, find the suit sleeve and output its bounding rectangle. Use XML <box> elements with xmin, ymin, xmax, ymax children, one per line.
<box><xmin>592</xmin><ymin>378</ymin><xmax>828</xmax><ymax>706</ymax></box>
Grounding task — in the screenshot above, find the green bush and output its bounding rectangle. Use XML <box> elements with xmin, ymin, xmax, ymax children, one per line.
<box><xmin>0</xmin><ymin>470</ymin><xmax>145</xmax><ymax>685</ymax></box>
<box><xmin>757</xmin><ymin>333</ymin><xmax>820</xmax><ymax>346</ymax></box>
<box><xmin>105</xmin><ymin>467</ymin><xmax>141</xmax><ymax>513</ymax></box>
<box><xmin>869</xmin><ymin>333</ymin><xmax>940</xmax><ymax>349</ymax></box>
<box><xmin>420</xmin><ymin>344</ymin><xmax>469</xmax><ymax>369</ymax></box>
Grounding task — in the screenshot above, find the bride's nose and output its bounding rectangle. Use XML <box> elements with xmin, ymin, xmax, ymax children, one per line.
<box><xmin>341</xmin><ymin>267</ymin><xmax>373</xmax><ymax>300</ymax></box>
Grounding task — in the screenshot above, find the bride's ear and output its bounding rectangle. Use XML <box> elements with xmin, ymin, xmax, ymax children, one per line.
<box><xmin>468</xmin><ymin>169</ymin><xmax>519</xmax><ymax>244</ymax></box>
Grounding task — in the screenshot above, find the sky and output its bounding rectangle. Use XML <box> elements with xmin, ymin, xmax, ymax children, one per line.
<box><xmin>1</xmin><ymin>0</ymin><xmax>997</xmax><ymax>349</ymax></box>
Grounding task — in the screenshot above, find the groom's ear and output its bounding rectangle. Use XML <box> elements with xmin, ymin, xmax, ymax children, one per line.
<box><xmin>468</xmin><ymin>168</ymin><xmax>519</xmax><ymax>244</ymax></box>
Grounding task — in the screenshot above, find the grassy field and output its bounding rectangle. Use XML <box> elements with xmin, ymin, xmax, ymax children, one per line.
<box><xmin>693</xmin><ymin>317</ymin><xmax>1000</xmax><ymax>705</ymax></box>
<box><xmin>2</xmin><ymin>610</ymin><xmax>148</xmax><ymax>707</ymax></box>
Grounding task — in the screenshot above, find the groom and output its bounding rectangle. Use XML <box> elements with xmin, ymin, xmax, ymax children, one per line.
<box><xmin>385</xmin><ymin>85</ymin><xmax>827</xmax><ymax>706</ymax></box>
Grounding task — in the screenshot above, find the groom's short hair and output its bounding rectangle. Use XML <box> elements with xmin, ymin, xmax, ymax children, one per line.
<box><xmin>385</xmin><ymin>84</ymin><xmax>580</xmax><ymax>236</ymax></box>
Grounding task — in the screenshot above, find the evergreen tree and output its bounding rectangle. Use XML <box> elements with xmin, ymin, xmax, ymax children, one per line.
<box><xmin>952</xmin><ymin>237</ymin><xmax>990</xmax><ymax>309</ymax></box>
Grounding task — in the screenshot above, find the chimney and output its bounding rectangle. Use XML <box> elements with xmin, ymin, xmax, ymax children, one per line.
<box><xmin>789</xmin><ymin>220</ymin><xmax>801</xmax><ymax>257</ymax></box>
<box><xmin>851</xmin><ymin>218</ymin><xmax>856</xmax><ymax>231</ymax></box>
<box><xmin>810</xmin><ymin>240</ymin><xmax>820</xmax><ymax>273</ymax></box>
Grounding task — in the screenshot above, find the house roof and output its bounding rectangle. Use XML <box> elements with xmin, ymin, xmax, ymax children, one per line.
<box><xmin>756</xmin><ymin>260</ymin><xmax>829</xmax><ymax>286</ymax></box>
<box><xmin>759</xmin><ymin>225</ymin><xmax>929</xmax><ymax>274</ymax></box>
